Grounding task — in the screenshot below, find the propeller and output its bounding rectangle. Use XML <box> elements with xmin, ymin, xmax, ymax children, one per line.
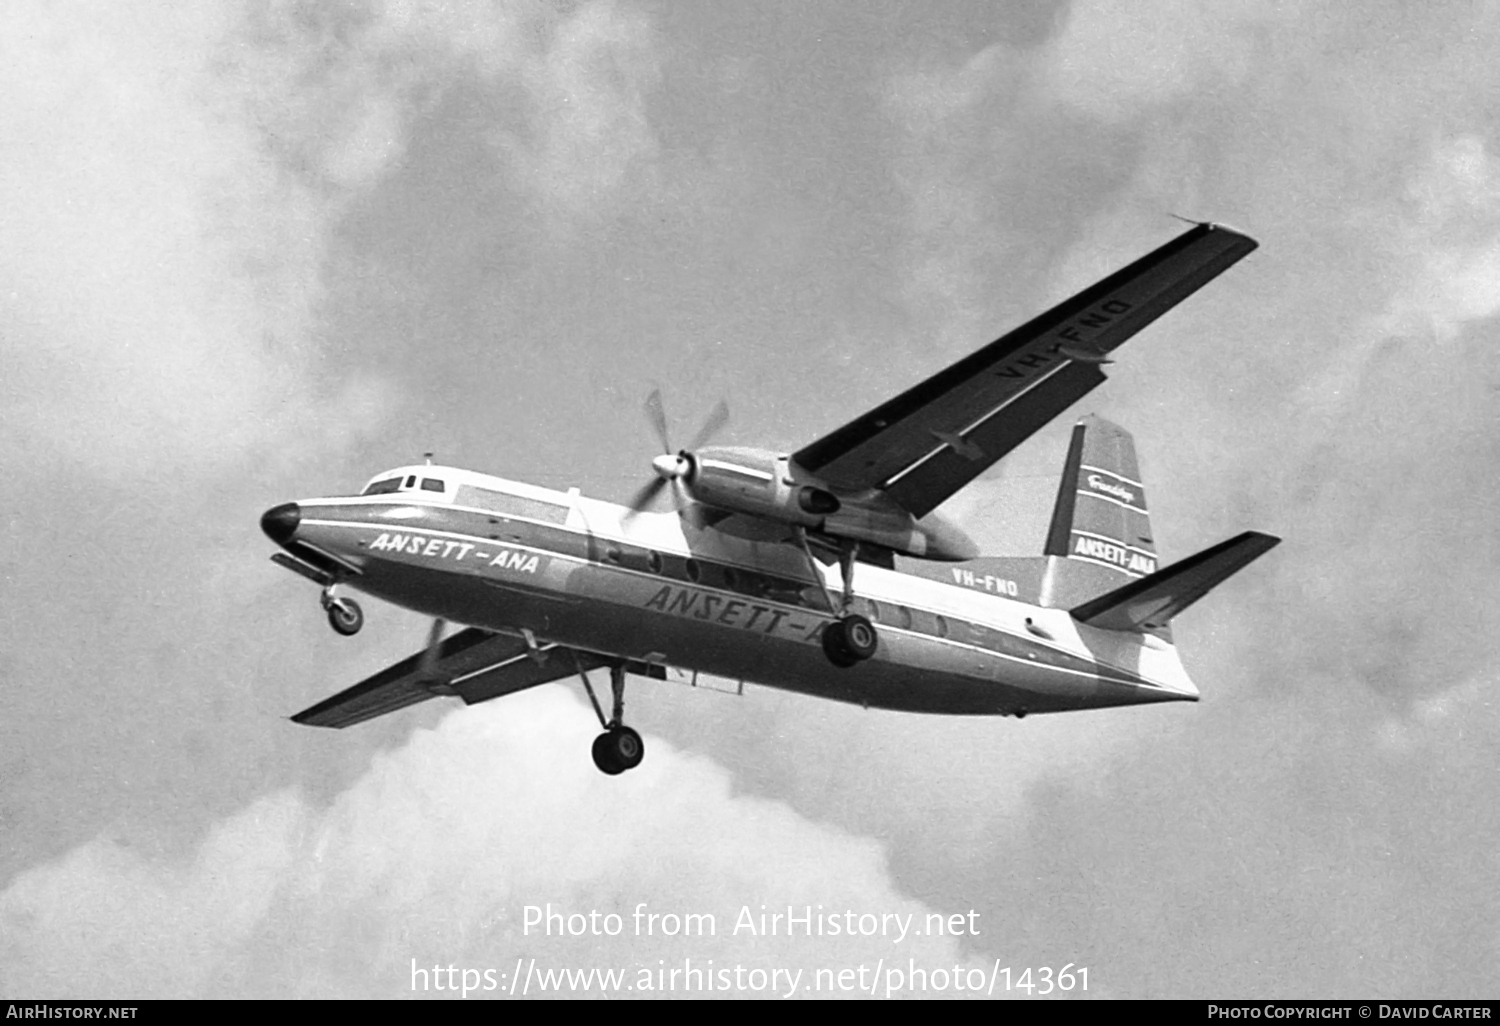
<box><xmin>626</xmin><ymin>388</ymin><xmax>728</xmax><ymax>517</ymax></box>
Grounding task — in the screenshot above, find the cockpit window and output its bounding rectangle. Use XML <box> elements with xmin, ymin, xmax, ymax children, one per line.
<box><xmin>362</xmin><ymin>477</ymin><xmax>403</xmax><ymax>496</ymax></box>
<box><xmin>404</xmin><ymin>475</ymin><xmax>417</xmax><ymax>488</ymax></box>
<box><xmin>421</xmin><ymin>478</ymin><xmax>446</xmax><ymax>492</ymax></box>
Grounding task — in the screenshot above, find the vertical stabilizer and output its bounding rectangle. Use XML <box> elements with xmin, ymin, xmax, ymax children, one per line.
<box><xmin>1045</xmin><ymin>415</ymin><xmax>1158</xmax><ymax>574</ymax></box>
<box><xmin>1040</xmin><ymin>416</ymin><xmax>1162</xmax><ymax>613</ymax></box>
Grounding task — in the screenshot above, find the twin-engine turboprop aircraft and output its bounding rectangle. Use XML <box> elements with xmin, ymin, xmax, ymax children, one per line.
<box><xmin>262</xmin><ymin>222</ymin><xmax>1279</xmax><ymax>774</ymax></box>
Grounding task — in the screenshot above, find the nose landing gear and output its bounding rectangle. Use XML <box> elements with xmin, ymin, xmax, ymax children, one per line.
<box><xmin>577</xmin><ymin>660</ymin><xmax>646</xmax><ymax>775</ymax></box>
<box><xmin>321</xmin><ymin>587</ymin><xmax>364</xmax><ymax>636</ymax></box>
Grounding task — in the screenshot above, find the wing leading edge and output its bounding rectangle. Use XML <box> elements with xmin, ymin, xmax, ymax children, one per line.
<box><xmin>792</xmin><ymin>223</ymin><xmax>1258</xmax><ymax>517</ymax></box>
<box><xmin>292</xmin><ymin>628</ymin><xmax>610</xmax><ymax>728</ymax></box>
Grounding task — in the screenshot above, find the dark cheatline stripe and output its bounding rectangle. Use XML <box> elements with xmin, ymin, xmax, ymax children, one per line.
<box><xmin>330</xmin><ymin>504</ymin><xmax>1154</xmax><ymax>686</ymax></box>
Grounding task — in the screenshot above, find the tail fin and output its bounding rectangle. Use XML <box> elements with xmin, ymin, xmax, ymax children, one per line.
<box><xmin>1071</xmin><ymin>531</ymin><xmax>1280</xmax><ymax>633</ymax></box>
<box><xmin>919</xmin><ymin>416</ymin><xmax>1278</xmax><ymax>634</ymax></box>
<box><xmin>1045</xmin><ymin>415</ymin><xmax>1159</xmax><ymax>576</ymax></box>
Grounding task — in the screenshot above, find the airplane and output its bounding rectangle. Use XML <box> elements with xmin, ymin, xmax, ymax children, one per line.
<box><xmin>261</xmin><ymin>222</ymin><xmax>1279</xmax><ymax>775</ymax></box>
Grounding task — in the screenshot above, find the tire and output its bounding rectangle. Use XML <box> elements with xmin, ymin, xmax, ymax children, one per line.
<box><xmin>821</xmin><ymin>620</ymin><xmax>860</xmax><ymax>668</ymax></box>
<box><xmin>592</xmin><ymin>732</ymin><xmax>624</xmax><ymax>775</ymax></box>
<box><xmin>327</xmin><ymin>599</ymin><xmax>364</xmax><ymax>637</ymax></box>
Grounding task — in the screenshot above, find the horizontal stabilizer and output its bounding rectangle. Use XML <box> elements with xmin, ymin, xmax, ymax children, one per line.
<box><xmin>1070</xmin><ymin>531</ymin><xmax>1280</xmax><ymax>633</ymax></box>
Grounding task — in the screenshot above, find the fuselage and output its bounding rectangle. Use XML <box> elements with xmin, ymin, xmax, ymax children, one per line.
<box><xmin>270</xmin><ymin>464</ymin><xmax>1198</xmax><ymax>716</ymax></box>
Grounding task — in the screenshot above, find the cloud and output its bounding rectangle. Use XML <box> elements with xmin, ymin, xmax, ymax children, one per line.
<box><xmin>0</xmin><ymin>688</ymin><xmax>981</xmax><ymax>999</ymax></box>
<box><xmin>1039</xmin><ymin>0</ymin><xmax>1288</xmax><ymax>121</ymax></box>
<box><xmin>503</xmin><ymin>2</ymin><xmax>663</xmax><ymax>224</ymax></box>
<box><xmin>0</xmin><ymin>0</ymin><xmax>664</xmax><ymax>481</ymax></box>
<box><xmin>1376</xmin><ymin>674</ymin><xmax>1493</xmax><ymax>754</ymax></box>
<box><xmin>0</xmin><ymin>3</ymin><xmax>328</xmax><ymax>479</ymax></box>
<box><xmin>1380</xmin><ymin>135</ymin><xmax>1500</xmax><ymax>341</ymax></box>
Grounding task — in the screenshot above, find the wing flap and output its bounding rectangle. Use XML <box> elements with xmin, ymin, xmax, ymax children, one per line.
<box><xmin>455</xmin><ymin>646</ymin><xmax>610</xmax><ymax>706</ymax></box>
<box><xmin>883</xmin><ymin>362</ymin><xmax>1106</xmax><ymax>518</ymax></box>
<box><xmin>292</xmin><ymin>629</ymin><xmax>594</xmax><ymax>728</ymax></box>
<box><xmin>793</xmin><ymin>224</ymin><xmax>1258</xmax><ymax>511</ymax></box>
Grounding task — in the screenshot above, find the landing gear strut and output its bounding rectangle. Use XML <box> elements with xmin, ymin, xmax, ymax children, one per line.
<box><xmin>578</xmin><ymin>660</ymin><xmax>645</xmax><ymax>775</ymax></box>
<box><xmin>796</xmin><ymin>530</ymin><xmax>878</xmax><ymax>668</ymax></box>
<box><xmin>321</xmin><ymin>586</ymin><xmax>363</xmax><ymax>636</ymax></box>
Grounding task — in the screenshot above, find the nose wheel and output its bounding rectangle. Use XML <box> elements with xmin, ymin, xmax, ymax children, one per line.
<box><xmin>577</xmin><ymin>660</ymin><xmax>646</xmax><ymax>775</ymax></box>
<box><xmin>321</xmin><ymin>588</ymin><xmax>364</xmax><ymax>636</ymax></box>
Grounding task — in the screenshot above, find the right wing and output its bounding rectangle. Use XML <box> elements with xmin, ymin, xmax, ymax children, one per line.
<box><xmin>791</xmin><ymin>223</ymin><xmax>1259</xmax><ymax>517</ymax></box>
<box><xmin>292</xmin><ymin>628</ymin><xmax>610</xmax><ymax>728</ymax></box>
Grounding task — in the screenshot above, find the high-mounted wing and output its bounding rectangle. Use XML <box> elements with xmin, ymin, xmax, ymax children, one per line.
<box><xmin>292</xmin><ymin>628</ymin><xmax>609</xmax><ymax>728</ymax></box>
<box><xmin>792</xmin><ymin>223</ymin><xmax>1258</xmax><ymax>517</ymax></box>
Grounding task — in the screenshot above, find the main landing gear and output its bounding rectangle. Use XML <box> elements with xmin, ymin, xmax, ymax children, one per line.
<box><xmin>577</xmin><ymin>660</ymin><xmax>645</xmax><ymax>775</ymax></box>
<box><xmin>796</xmin><ymin>530</ymin><xmax>879</xmax><ymax>668</ymax></box>
<box><xmin>321</xmin><ymin>586</ymin><xmax>364</xmax><ymax>636</ymax></box>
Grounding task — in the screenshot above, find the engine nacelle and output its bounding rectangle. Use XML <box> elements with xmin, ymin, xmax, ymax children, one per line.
<box><xmin>685</xmin><ymin>447</ymin><xmax>828</xmax><ymax>528</ymax></box>
<box><xmin>681</xmin><ymin>446</ymin><xmax>977</xmax><ymax>561</ymax></box>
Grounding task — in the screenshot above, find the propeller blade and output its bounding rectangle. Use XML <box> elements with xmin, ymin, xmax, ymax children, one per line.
<box><xmin>687</xmin><ymin>399</ymin><xmax>729</xmax><ymax>452</ymax></box>
<box><xmin>625</xmin><ymin>477</ymin><xmax>667</xmax><ymax>517</ymax></box>
<box><xmin>644</xmin><ymin>388</ymin><xmax>670</xmax><ymax>454</ymax></box>
<box><xmin>418</xmin><ymin>618</ymin><xmax>446</xmax><ymax>681</ymax></box>
<box><xmin>628</xmin><ymin>389</ymin><xmax>726</xmax><ymax>520</ymax></box>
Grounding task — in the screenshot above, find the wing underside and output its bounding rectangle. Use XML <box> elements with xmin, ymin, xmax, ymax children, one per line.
<box><xmin>792</xmin><ymin>223</ymin><xmax>1258</xmax><ymax>517</ymax></box>
<box><xmin>292</xmin><ymin>628</ymin><xmax>609</xmax><ymax>728</ymax></box>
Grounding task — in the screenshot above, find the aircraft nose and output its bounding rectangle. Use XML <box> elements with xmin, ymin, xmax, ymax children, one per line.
<box><xmin>260</xmin><ymin>502</ymin><xmax>301</xmax><ymax>544</ymax></box>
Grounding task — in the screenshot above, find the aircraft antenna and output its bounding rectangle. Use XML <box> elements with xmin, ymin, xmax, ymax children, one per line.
<box><xmin>424</xmin><ymin>452</ymin><xmax>434</xmax><ymax>466</ymax></box>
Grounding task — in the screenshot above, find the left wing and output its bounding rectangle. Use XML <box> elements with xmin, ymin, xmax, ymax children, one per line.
<box><xmin>792</xmin><ymin>223</ymin><xmax>1258</xmax><ymax>517</ymax></box>
<box><xmin>292</xmin><ymin>628</ymin><xmax>609</xmax><ymax>728</ymax></box>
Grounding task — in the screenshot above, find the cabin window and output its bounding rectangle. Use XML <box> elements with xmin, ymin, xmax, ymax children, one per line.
<box><xmin>421</xmin><ymin>478</ymin><xmax>446</xmax><ymax>492</ymax></box>
<box><xmin>935</xmin><ymin>615</ymin><xmax>950</xmax><ymax>639</ymax></box>
<box><xmin>685</xmin><ymin>558</ymin><xmax>701</xmax><ymax>583</ymax></box>
<box><xmin>363</xmin><ymin>477</ymin><xmax>402</xmax><ymax>496</ymax></box>
<box><xmin>454</xmin><ymin>484</ymin><xmax>569</xmax><ymax>525</ymax></box>
<box><xmin>895</xmin><ymin>606</ymin><xmax>912</xmax><ymax>630</ymax></box>
<box><xmin>866</xmin><ymin>600</ymin><xmax>882</xmax><ymax>623</ymax></box>
<box><xmin>605</xmin><ymin>545</ymin><xmax>622</xmax><ymax>564</ymax></box>
<box><xmin>647</xmin><ymin>551</ymin><xmax>663</xmax><ymax>574</ymax></box>
<box><xmin>723</xmin><ymin>567</ymin><xmax>738</xmax><ymax>588</ymax></box>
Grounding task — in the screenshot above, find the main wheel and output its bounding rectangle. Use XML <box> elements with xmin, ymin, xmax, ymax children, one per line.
<box><xmin>591</xmin><ymin>728</ymin><xmax>644</xmax><ymax>774</ymax></box>
<box><xmin>327</xmin><ymin>599</ymin><xmax>364</xmax><ymax>636</ymax></box>
<box><xmin>822</xmin><ymin>615</ymin><xmax>877</xmax><ymax>667</ymax></box>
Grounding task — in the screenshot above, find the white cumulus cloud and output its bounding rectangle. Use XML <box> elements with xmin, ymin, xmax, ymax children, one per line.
<box><xmin>1</xmin><ymin>687</ymin><xmax>982</xmax><ymax>999</ymax></box>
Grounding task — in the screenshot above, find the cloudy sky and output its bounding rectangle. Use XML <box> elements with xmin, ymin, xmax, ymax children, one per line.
<box><xmin>3</xmin><ymin>0</ymin><xmax>1499</xmax><ymax>1000</ymax></box>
